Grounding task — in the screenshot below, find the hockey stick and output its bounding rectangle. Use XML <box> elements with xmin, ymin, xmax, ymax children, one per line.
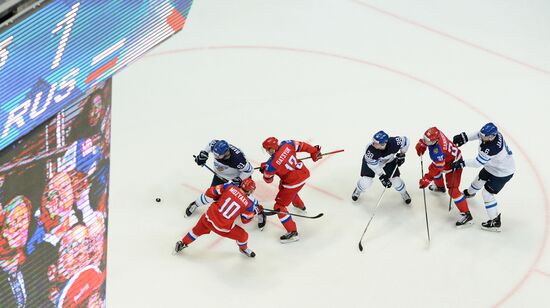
<box><xmin>358</xmin><ymin>163</ymin><xmax>399</xmax><ymax>252</ymax></box>
<box><xmin>262</xmin><ymin>208</ymin><xmax>324</xmax><ymax>219</ymax></box>
<box><xmin>421</xmin><ymin>156</ymin><xmax>431</xmax><ymax>245</ymax></box>
<box><xmin>193</xmin><ymin>155</ymin><xmax>231</xmax><ymax>182</ymax></box>
<box><xmin>448</xmin><ymin>169</ymin><xmax>456</xmax><ymax>212</ymax></box>
<box><xmin>253</xmin><ymin>149</ymin><xmax>345</xmax><ymax>170</ymax></box>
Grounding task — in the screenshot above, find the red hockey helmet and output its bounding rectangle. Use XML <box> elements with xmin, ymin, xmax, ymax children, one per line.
<box><xmin>240</xmin><ymin>178</ymin><xmax>256</xmax><ymax>195</ymax></box>
<box><xmin>262</xmin><ymin>137</ymin><xmax>279</xmax><ymax>152</ymax></box>
<box><xmin>423</xmin><ymin>127</ymin><xmax>440</xmax><ymax>145</ymax></box>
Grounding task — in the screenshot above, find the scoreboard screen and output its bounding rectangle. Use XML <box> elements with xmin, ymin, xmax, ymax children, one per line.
<box><xmin>0</xmin><ymin>0</ymin><xmax>193</xmax><ymax>151</ymax></box>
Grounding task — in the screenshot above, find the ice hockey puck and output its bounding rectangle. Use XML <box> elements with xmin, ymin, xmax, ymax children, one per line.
<box><xmin>155</xmin><ymin>198</ymin><xmax>161</xmax><ymax>203</ymax></box>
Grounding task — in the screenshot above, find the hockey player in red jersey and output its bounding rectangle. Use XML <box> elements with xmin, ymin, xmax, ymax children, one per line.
<box><xmin>415</xmin><ymin>127</ymin><xmax>472</xmax><ymax>227</ymax></box>
<box><xmin>259</xmin><ymin>137</ymin><xmax>322</xmax><ymax>243</ymax></box>
<box><xmin>175</xmin><ymin>178</ymin><xmax>259</xmax><ymax>257</ymax></box>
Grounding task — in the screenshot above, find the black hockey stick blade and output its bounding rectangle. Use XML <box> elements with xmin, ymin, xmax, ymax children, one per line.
<box><xmin>358</xmin><ymin>241</ymin><xmax>364</xmax><ymax>252</ymax></box>
<box><xmin>263</xmin><ymin>208</ymin><xmax>323</xmax><ymax>219</ymax></box>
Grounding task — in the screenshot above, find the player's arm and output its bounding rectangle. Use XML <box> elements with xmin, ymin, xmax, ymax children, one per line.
<box><xmin>194</xmin><ymin>140</ymin><xmax>217</xmax><ymax>166</ymax></box>
<box><xmin>453</xmin><ymin>131</ymin><xmax>479</xmax><ymax>146</ymax></box>
<box><xmin>365</xmin><ymin>152</ymin><xmax>385</xmax><ymax>177</ymax></box>
<box><xmin>240</xmin><ymin>200</ymin><xmax>256</xmax><ymax>224</ymax></box>
<box><xmin>398</xmin><ymin>136</ymin><xmax>410</xmax><ymax>154</ymax></box>
<box><xmin>294</xmin><ymin>140</ymin><xmax>322</xmax><ymax>161</ymax></box>
<box><xmin>465</xmin><ymin>148</ymin><xmax>492</xmax><ymax>168</ymax></box>
<box><xmin>195</xmin><ymin>184</ymin><xmax>224</xmax><ymax>206</ymax></box>
<box><xmin>260</xmin><ymin>161</ymin><xmax>276</xmax><ymax>183</ymax></box>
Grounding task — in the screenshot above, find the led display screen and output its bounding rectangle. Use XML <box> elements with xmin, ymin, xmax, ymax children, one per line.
<box><xmin>0</xmin><ymin>79</ymin><xmax>111</xmax><ymax>307</ymax></box>
<box><xmin>0</xmin><ymin>0</ymin><xmax>193</xmax><ymax>151</ymax></box>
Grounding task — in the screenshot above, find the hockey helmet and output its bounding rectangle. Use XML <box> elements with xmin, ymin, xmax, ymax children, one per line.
<box><xmin>373</xmin><ymin>130</ymin><xmax>389</xmax><ymax>144</ymax></box>
<box><xmin>212</xmin><ymin>140</ymin><xmax>230</xmax><ymax>159</ymax></box>
<box><xmin>262</xmin><ymin>137</ymin><xmax>279</xmax><ymax>152</ymax></box>
<box><xmin>480</xmin><ymin>123</ymin><xmax>498</xmax><ymax>137</ymax></box>
<box><xmin>240</xmin><ymin>178</ymin><xmax>256</xmax><ymax>195</ymax></box>
<box><xmin>423</xmin><ymin>127</ymin><xmax>440</xmax><ymax>145</ymax></box>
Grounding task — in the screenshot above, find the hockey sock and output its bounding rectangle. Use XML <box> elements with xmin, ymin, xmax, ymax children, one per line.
<box><xmin>292</xmin><ymin>195</ymin><xmax>305</xmax><ymax>210</ymax></box>
<box><xmin>195</xmin><ymin>193</ymin><xmax>213</xmax><ymax>207</ymax></box>
<box><xmin>356</xmin><ymin>176</ymin><xmax>373</xmax><ymax>192</ymax></box>
<box><xmin>236</xmin><ymin>240</ymin><xmax>248</xmax><ymax>250</ymax></box>
<box><xmin>468</xmin><ymin>178</ymin><xmax>486</xmax><ymax>195</ymax></box>
<box><xmin>451</xmin><ymin>189</ymin><xmax>469</xmax><ymax>212</ymax></box>
<box><xmin>390</xmin><ymin>177</ymin><xmax>406</xmax><ymax>194</ymax></box>
<box><xmin>182</xmin><ymin>231</ymin><xmax>198</xmax><ymax>245</ymax></box>
<box><xmin>482</xmin><ymin>189</ymin><xmax>499</xmax><ymax>219</ymax></box>
<box><xmin>433</xmin><ymin>174</ymin><xmax>445</xmax><ymax>188</ymax></box>
<box><xmin>276</xmin><ymin>205</ymin><xmax>297</xmax><ymax>232</ymax></box>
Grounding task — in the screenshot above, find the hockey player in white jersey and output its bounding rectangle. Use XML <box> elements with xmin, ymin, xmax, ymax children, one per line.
<box><xmin>186</xmin><ymin>140</ymin><xmax>259</xmax><ymax>220</ymax></box>
<box><xmin>451</xmin><ymin>123</ymin><xmax>515</xmax><ymax>231</ymax></box>
<box><xmin>352</xmin><ymin>131</ymin><xmax>412</xmax><ymax>205</ymax></box>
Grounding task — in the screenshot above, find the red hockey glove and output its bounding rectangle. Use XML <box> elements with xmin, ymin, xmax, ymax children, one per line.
<box><xmin>263</xmin><ymin>174</ymin><xmax>274</xmax><ymax>184</ymax></box>
<box><xmin>259</xmin><ymin>162</ymin><xmax>267</xmax><ymax>174</ymax></box>
<box><xmin>419</xmin><ymin>176</ymin><xmax>432</xmax><ymax>189</ymax></box>
<box><xmin>415</xmin><ymin>139</ymin><xmax>427</xmax><ymax>156</ymax></box>
<box><xmin>311</xmin><ymin>145</ymin><xmax>322</xmax><ymax>162</ymax></box>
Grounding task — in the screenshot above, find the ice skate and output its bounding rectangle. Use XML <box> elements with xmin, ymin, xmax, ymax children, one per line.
<box><xmin>481</xmin><ymin>214</ymin><xmax>501</xmax><ymax>232</ymax></box>
<box><xmin>257</xmin><ymin>211</ymin><xmax>266</xmax><ymax>231</ymax></box>
<box><xmin>185</xmin><ymin>201</ymin><xmax>197</xmax><ymax>217</ymax></box>
<box><xmin>280</xmin><ymin>231</ymin><xmax>299</xmax><ymax>244</ymax></box>
<box><xmin>351</xmin><ymin>188</ymin><xmax>361</xmax><ymax>201</ymax></box>
<box><xmin>463</xmin><ymin>189</ymin><xmax>476</xmax><ymax>198</ymax></box>
<box><xmin>174</xmin><ymin>241</ymin><xmax>187</xmax><ymax>253</ymax></box>
<box><xmin>401</xmin><ymin>191</ymin><xmax>412</xmax><ymax>205</ymax></box>
<box><xmin>239</xmin><ymin>248</ymin><xmax>256</xmax><ymax>258</ymax></box>
<box><xmin>428</xmin><ymin>184</ymin><xmax>446</xmax><ymax>194</ymax></box>
<box><xmin>455</xmin><ymin>211</ymin><xmax>473</xmax><ymax>228</ymax></box>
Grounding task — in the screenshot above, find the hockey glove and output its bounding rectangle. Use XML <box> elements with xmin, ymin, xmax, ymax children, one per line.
<box><xmin>453</xmin><ymin>132</ymin><xmax>468</xmax><ymax>147</ymax></box>
<box><xmin>195</xmin><ymin>151</ymin><xmax>209</xmax><ymax>166</ymax></box>
<box><xmin>396</xmin><ymin>153</ymin><xmax>406</xmax><ymax>166</ymax></box>
<box><xmin>379</xmin><ymin>174</ymin><xmax>392</xmax><ymax>188</ymax></box>
<box><xmin>450</xmin><ymin>158</ymin><xmax>465</xmax><ymax>170</ymax></box>
<box><xmin>259</xmin><ymin>162</ymin><xmax>268</xmax><ymax>174</ymax></box>
<box><xmin>419</xmin><ymin>176</ymin><xmax>432</xmax><ymax>189</ymax></box>
<box><xmin>311</xmin><ymin>145</ymin><xmax>322</xmax><ymax>162</ymax></box>
<box><xmin>415</xmin><ymin>139</ymin><xmax>427</xmax><ymax>156</ymax></box>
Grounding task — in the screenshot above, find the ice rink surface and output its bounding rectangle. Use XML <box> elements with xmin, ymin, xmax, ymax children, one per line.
<box><xmin>107</xmin><ymin>1</ymin><xmax>550</xmax><ymax>307</ymax></box>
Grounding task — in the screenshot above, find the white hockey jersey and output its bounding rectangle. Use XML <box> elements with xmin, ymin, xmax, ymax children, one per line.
<box><xmin>465</xmin><ymin>132</ymin><xmax>515</xmax><ymax>177</ymax></box>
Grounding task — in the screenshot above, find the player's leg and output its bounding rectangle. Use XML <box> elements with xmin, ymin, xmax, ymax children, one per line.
<box><xmin>292</xmin><ymin>194</ymin><xmax>307</xmax><ymax>212</ymax></box>
<box><xmin>464</xmin><ymin>168</ymin><xmax>489</xmax><ymax>198</ymax></box>
<box><xmin>480</xmin><ymin>173</ymin><xmax>513</xmax><ymax>232</ymax></box>
<box><xmin>445</xmin><ymin>169</ymin><xmax>472</xmax><ymax>227</ymax></box>
<box><xmin>429</xmin><ymin>172</ymin><xmax>446</xmax><ymax>193</ymax></box>
<box><xmin>175</xmin><ymin>214</ymin><xmax>211</xmax><ymax>252</ymax></box>
<box><xmin>352</xmin><ymin>160</ymin><xmax>375</xmax><ymax>201</ymax></box>
<box><xmin>385</xmin><ymin>161</ymin><xmax>411</xmax><ymax>205</ymax></box>
<box><xmin>224</xmin><ymin>226</ymin><xmax>255</xmax><ymax>257</ymax></box>
<box><xmin>275</xmin><ymin>185</ymin><xmax>301</xmax><ymax>243</ymax></box>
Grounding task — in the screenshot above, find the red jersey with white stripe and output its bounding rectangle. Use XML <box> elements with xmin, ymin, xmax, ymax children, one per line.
<box><xmin>426</xmin><ymin>130</ymin><xmax>462</xmax><ymax>177</ymax></box>
<box><xmin>204</xmin><ymin>183</ymin><xmax>255</xmax><ymax>233</ymax></box>
<box><xmin>263</xmin><ymin>140</ymin><xmax>317</xmax><ymax>188</ymax></box>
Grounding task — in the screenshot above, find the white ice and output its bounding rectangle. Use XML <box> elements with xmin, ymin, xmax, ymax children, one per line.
<box><xmin>108</xmin><ymin>1</ymin><xmax>550</xmax><ymax>307</ymax></box>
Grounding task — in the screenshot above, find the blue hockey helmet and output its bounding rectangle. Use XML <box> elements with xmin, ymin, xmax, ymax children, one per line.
<box><xmin>373</xmin><ymin>130</ymin><xmax>389</xmax><ymax>145</ymax></box>
<box><xmin>212</xmin><ymin>140</ymin><xmax>230</xmax><ymax>159</ymax></box>
<box><xmin>480</xmin><ymin>123</ymin><xmax>498</xmax><ymax>137</ymax></box>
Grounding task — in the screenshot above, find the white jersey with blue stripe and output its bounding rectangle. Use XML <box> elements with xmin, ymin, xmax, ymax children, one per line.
<box><xmin>205</xmin><ymin>140</ymin><xmax>253</xmax><ymax>180</ymax></box>
<box><xmin>364</xmin><ymin>136</ymin><xmax>409</xmax><ymax>176</ymax></box>
<box><xmin>465</xmin><ymin>132</ymin><xmax>515</xmax><ymax>177</ymax></box>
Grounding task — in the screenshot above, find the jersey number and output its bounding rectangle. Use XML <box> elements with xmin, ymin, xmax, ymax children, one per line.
<box><xmin>284</xmin><ymin>155</ymin><xmax>303</xmax><ymax>171</ymax></box>
<box><xmin>447</xmin><ymin>143</ymin><xmax>458</xmax><ymax>157</ymax></box>
<box><xmin>219</xmin><ymin>197</ymin><xmax>241</xmax><ymax>219</ymax></box>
